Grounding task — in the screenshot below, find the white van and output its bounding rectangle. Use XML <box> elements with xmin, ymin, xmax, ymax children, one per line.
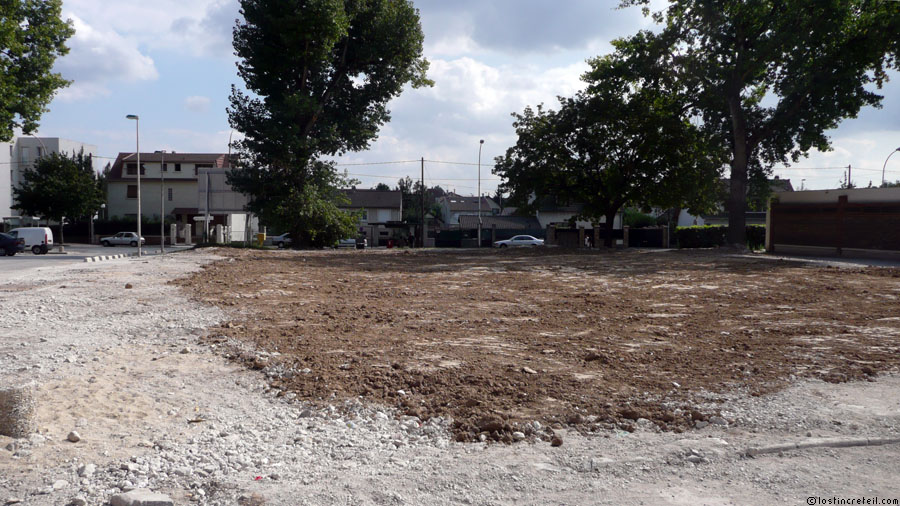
<box><xmin>10</xmin><ymin>227</ymin><xmax>54</xmax><ymax>255</ymax></box>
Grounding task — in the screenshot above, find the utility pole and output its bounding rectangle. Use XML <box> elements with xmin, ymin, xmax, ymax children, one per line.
<box><xmin>158</xmin><ymin>150</ymin><xmax>166</xmax><ymax>254</ymax></box>
<box><xmin>420</xmin><ymin>157</ymin><xmax>425</xmax><ymax>248</ymax></box>
<box><xmin>848</xmin><ymin>164</ymin><xmax>852</xmax><ymax>188</ymax></box>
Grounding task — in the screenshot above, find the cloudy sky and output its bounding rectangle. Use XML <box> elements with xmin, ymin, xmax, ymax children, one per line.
<box><xmin>34</xmin><ymin>0</ymin><xmax>900</xmax><ymax>194</ymax></box>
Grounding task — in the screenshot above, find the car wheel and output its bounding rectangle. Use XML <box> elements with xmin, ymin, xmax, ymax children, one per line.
<box><xmin>130</xmin><ymin>241</ymin><xmax>137</xmax><ymax>247</ymax></box>
<box><xmin>32</xmin><ymin>245</ymin><xmax>43</xmax><ymax>255</ymax></box>
<box><xmin>6</xmin><ymin>249</ymin><xmax>14</xmax><ymax>257</ymax></box>
<box><xmin>500</xmin><ymin>244</ymin><xmax>507</xmax><ymax>248</ymax></box>
<box><xmin>41</xmin><ymin>246</ymin><xmax>49</xmax><ymax>254</ymax></box>
<box><xmin>0</xmin><ymin>249</ymin><xmax>7</xmax><ymax>256</ymax></box>
<box><xmin>102</xmin><ymin>240</ymin><xmax>111</xmax><ymax>247</ymax></box>
<box><xmin>277</xmin><ymin>241</ymin><xmax>284</xmax><ymax>248</ymax></box>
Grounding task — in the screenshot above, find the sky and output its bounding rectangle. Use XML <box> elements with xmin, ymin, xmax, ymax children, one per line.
<box><xmin>30</xmin><ymin>0</ymin><xmax>900</xmax><ymax>195</ymax></box>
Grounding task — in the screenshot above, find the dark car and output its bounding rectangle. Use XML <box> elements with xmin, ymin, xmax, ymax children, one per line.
<box><xmin>0</xmin><ymin>232</ymin><xmax>25</xmax><ymax>256</ymax></box>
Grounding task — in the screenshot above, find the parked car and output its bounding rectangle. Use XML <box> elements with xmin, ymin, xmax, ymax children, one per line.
<box><xmin>493</xmin><ymin>235</ymin><xmax>544</xmax><ymax>248</ymax></box>
<box><xmin>9</xmin><ymin>227</ymin><xmax>53</xmax><ymax>255</ymax></box>
<box><xmin>336</xmin><ymin>236</ymin><xmax>367</xmax><ymax>249</ymax></box>
<box><xmin>336</xmin><ymin>237</ymin><xmax>357</xmax><ymax>249</ymax></box>
<box><xmin>270</xmin><ymin>233</ymin><xmax>292</xmax><ymax>248</ymax></box>
<box><xmin>100</xmin><ymin>232</ymin><xmax>146</xmax><ymax>247</ymax></box>
<box><xmin>0</xmin><ymin>232</ymin><xmax>25</xmax><ymax>256</ymax></box>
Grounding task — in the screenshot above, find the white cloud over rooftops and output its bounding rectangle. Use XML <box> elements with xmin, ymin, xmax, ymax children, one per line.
<box><xmin>54</xmin><ymin>14</ymin><xmax>158</xmax><ymax>101</ymax></box>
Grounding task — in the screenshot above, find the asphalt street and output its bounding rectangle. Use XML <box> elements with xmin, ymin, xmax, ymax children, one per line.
<box><xmin>0</xmin><ymin>243</ymin><xmax>194</xmax><ymax>273</ymax></box>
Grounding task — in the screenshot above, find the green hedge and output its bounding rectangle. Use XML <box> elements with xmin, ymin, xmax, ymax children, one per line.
<box><xmin>675</xmin><ymin>225</ymin><xmax>766</xmax><ymax>249</ymax></box>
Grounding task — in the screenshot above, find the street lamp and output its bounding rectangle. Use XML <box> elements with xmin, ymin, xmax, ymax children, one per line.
<box><xmin>477</xmin><ymin>139</ymin><xmax>484</xmax><ymax>248</ymax></box>
<box><xmin>126</xmin><ymin>114</ymin><xmax>141</xmax><ymax>257</ymax></box>
<box><xmin>882</xmin><ymin>147</ymin><xmax>900</xmax><ymax>187</ymax></box>
<box><xmin>155</xmin><ymin>150</ymin><xmax>166</xmax><ymax>254</ymax></box>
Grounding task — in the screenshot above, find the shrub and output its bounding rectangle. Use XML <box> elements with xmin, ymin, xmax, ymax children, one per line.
<box><xmin>675</xmin><ymin>225</ymin><xmax>727</xmax><ymax>248</ymax></box>
<box><xmin>676</xmin><ymin>224</ymin><xmax>767</xmax><ymax>249</ymax></box>
<box><xmin>623</xmin><ymin>209</ymin><xmax>657</xmax><ymax>229</ymax></box>
<box><xmin>746</xmin><ymin>224</ymin><xmax>766</xmax><ymax>251</ymax></box>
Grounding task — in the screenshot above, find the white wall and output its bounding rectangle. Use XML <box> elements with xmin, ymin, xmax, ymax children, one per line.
<box><xmin>0</xmin><ymin>141</ymin><xmax>11</xmax><ymax>220</ymax></box>
<box><xmin>776</xmin><ymin>187</ymin><xmax>900</xmax><ymax>204</ymax></box>
<box><xmin>108</xmin><ymin>180</ymin><xmax>198</xmax><ymax>219</ymax></box>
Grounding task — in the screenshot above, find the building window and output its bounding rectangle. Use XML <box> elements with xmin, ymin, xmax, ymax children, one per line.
<box><xmin>20</xmin><ymin>147</ymin><xmax>29</xmax><ymax>164</ymax></box>
<box><xmin>162</xmin><ymin>163</ymin><xmax>167</xmax><ymax>172</ymax></box>
<box><xmin>127</xmin><ymin>185</ymin><xmax>138</xmax><ymax>199</ymax></box>
<box><xmin>174</xmin><ymin>163</ymin><xmax>181</xmax><ymax>172</ymax></box>
<box><xmin>125</xmin><ymin>163</ymin><xmax>145</xmax><ymax>175</ymax></box>
<box><xmin>36</xmin><ymin>147</ymin><xmax>44</xmax><ymax>158</ymax></box>
<box><xmin>360</xmin><ymin>209</ymin><xmax>368</xmax><ymax>221</ymax></box>
<box><xmin>168</xmin><ymin>188</ymin><xmax>173</xmax><ymax>201</ymax></box>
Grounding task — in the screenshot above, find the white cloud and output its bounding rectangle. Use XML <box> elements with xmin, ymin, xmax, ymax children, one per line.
<box><xmin>423</xmin><ymin>57</ymin><xmax>587</xmax><ymax>116</ymax></box>
<box><xmin>54</xmin><ymin>14</ymin><xmax>158</xmax><ymax>101</ymax></box>
<box><xmin>184</xmin><ymin>96</ymin><xmax>212</xmax><ymax>113</ymax></box>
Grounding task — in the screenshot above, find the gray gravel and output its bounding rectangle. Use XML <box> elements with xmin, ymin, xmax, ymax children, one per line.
<box><xmin>1</xmin><ymin>250</ymin><xmax>899</xmax><ymax>505</ymax></box>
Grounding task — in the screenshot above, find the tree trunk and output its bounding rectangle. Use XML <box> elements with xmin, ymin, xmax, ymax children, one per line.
<box><xmin>726</xmin><ymin>91</ymin><xmax>748</xmax><ymax>249</ymax></box>
<box><xmin>59</xmin><ymin>218</ymin><xmax>64</xmax><ymax>248</ymax></box>
<box><xmin>604</xmin><ymin>211</ymin><xmax>616</xmax><ymax>248</ymax></box>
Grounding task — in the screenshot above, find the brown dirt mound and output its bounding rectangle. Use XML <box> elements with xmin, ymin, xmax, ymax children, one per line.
<box><xmin>174</xmin><ymin>248</ymin><xmax>900</xmax><ymax>441</ymax></box>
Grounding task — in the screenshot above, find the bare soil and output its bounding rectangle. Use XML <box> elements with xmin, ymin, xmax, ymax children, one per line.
<box><xmin>175</xmin><ymin>248</ymin><xmax>900</xmax><ymax>441</ymax></box>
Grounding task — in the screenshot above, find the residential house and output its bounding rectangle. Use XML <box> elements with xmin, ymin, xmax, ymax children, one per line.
<box><xmin>106</xmin><ymin>152</ymin><xmax>254</xmax><ymax>242</ymax></box>
<box><xmin>436</xmin><ymin>194</ymin><xmax>500</xmax><ymax>226</ymax></box>
<box><xmin>339</xmin><ymin>189</ymin><xmax>403</xmax><ymax>246</ymax></box>
<box><xmin>531</xmin><ymin>196</ymin><xmax>622</xmax><ymax>230</ymax></box>
<box><xmin>2</xmin><ymin>137</ymin><xmax>98</xmax><ymax>228</ymax></box>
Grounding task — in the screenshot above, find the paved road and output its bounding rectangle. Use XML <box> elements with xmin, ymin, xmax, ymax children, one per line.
<box><xmin>0</xmin><ymin>243</ymin><xmax>193</xmax><ymax>273</ymax></box>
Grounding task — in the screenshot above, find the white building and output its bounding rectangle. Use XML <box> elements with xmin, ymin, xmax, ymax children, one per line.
<box><xmin>107</xmin><ymin>152</ymin><xmax>257</xmax><ymax>242</ymax></box>
<box><xmin>1</xmin><ymin>137</ymin><xmax>98</xmax><ymax>227</ymax></box>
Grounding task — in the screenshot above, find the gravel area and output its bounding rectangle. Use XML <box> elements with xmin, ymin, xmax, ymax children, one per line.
<box><xmin>1</xmin><ymin>249</ymin><xmax>899</xmax><ymax>505</ymax></box>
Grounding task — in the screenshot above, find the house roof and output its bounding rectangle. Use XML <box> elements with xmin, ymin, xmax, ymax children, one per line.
<box><xmin>458</xmin><ymin>215</ymin><xmax>542</xmax><ymax>230</ymax></box>
<box><xmin>534</xmin><ymin>196</ymin><xmax>584</xmax><ymax>214</ymax></box>
<box><xmin>438</xmin><ymin>195</ymin><xmax>498</xmax><ymax>212</ymax></box>
<box><xmin>340</xmin><ymin>189</ymin><xmax>402</xmax><ymax>209</ymax></box>
<box><xmin>107</xmin><ymin>152</ymin><xmax>229</xmax><ymax>182</ymax></box>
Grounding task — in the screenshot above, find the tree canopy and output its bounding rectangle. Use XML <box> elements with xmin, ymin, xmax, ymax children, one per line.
<box><xmin>13</xmin><ymin>150</ymin><xmax>103</xmax><ymax>244</ymax></box>
<box><xmin>0</xmin><ymin>0</ymin><xmax>73</xmax><ymax>142</ymax></box>
<box><xmin>227</xmin><ymin>0</ymin><xmax>431</xmax><ymax>247</ymax></box>
<box><xmin>495</xmin><ymin>38</ymin><xmax>725</xmax><ymax>246</ymax></box>
<box><xmin>623</xmin><ymin>0</ymin><xmax>900</xmax><ymax>246</ymax></box>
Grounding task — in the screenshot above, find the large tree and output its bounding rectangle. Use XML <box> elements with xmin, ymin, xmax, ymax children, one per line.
<box><xmin>13</xmin><ymin>149</ymin><xmax>103</xmax><ymax>246</ymax></box>
<box><xmin>495</xmin><ymin>38</ymin><xmax>725</xmax><ymax>247</ymax></box>
<box><xmin>624</xmin><ymin>0</ymin><xmax>900</xmax><ymax>247</ymax></box>
<box><xmin>227</xmin><ymin>0</ymin><xmax>431</xmax><ymax>247</ymax></box>
<box><xmin>0</xmin><ymin>0</ymin><xmax>74</xmax><ymax>142</ymax></box>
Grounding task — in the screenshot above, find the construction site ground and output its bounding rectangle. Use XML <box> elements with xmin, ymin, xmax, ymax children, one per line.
<box><xmin>178</xmin><ymin>247</ymin><xmax>900</xmax><ymax>442</ymax></box>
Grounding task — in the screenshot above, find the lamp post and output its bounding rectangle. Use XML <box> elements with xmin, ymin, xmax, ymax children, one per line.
<box><xmin>156</xmin><ymin>150</ymin><xmax>166</xmax><ymax>254</ymax></box>
<box><xmin>477</xmin><ymin>139</ymin><xmax>484</xmax><ymax>248</ymax></box>
<box><xmin>882</xmin><ymin>147</ymin><xmax>900</xmax><ymax>187</ymax></box>
<box><xmin>126</xmin><ymin>114</ymin><xmax>141</xmax><ymax>257</ymax></box>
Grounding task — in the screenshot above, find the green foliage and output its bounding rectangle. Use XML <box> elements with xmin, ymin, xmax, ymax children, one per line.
<box><xmin>623</xmin><ymin>209</ymin><xmax>657</xmax><ymax>229</ymax></box>
<box><xmin>746</xmin><ymin>225</ymin><xmax>766</xmax><ymax>251</ymax></box>
<box><xmin>676</xmin><ymin>225</ymin><xmax>766</xmax><ymax>249</ymax></box>
<box><xmin>374</xmin><ymin>182</ymin><xmax>391</xmax><ymax>191</ymax></box>
<box><xmin>881</xmin><ymin>180</ymin><xmax>900</xmax><ymax>188</ymax></box>
<box><xmin>0</xmin><ymin>0</ymin><xmax>74</xmax><ymax>141</ymax></box>
<box><xmin>13</xmin><ymin>149</ymin><xmax>102</xmax><ymax>245</ymax></box>
<box><xmin>14</xmin><ymin>150</ymin><xmax>103</xmax><ymax>222</ymax></box>
<box><xmin>495</xmin><ymin>36</ymin><xmax>725</xmax><ymax>247</ymax></box>
<box><xmin>396</xmin><ymin>175</ymin><xmax>445</xmax><ymax>224</ymax></box>
<box><xmin>675</xmin><ymin>225</ymin><xmax>727</xmax><ymax>248</ymax></box>
<box><xmin>227</xmin><ymin>0</ymin><xmax>431</xmax><ymax>247</ymax></box>
<box><xmin>623</xmin><ymin>0</ymin><xmax>900</xmax><ymax>246</ymax></box>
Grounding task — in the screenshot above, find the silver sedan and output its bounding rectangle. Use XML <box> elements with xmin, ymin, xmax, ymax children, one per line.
<box><xmin>100</xmin><ymin>232</ymin><xmax>146</xmax><ymax>247</ymax></box>
<box><xmin>493</xmin><ymin>235</ymin><xmax>544</xmax><ymax>248</ymax></box>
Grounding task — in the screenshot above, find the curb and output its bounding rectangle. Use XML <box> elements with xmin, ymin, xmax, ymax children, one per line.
<box><xmin>84</xmin><ymin>253</ymin><xmax>136</xmax><ymax>263</ymax></box>
<box><xmin>744</xmin><ymin>437</ymin><xmax>900</xmax><ymax>457</ymax></box>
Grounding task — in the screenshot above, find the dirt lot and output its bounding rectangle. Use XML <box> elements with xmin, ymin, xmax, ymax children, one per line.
<box><xmin>176</xmin><ymin>248</ymin><xmax>900</xmax><ymax>442</ymax></box>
